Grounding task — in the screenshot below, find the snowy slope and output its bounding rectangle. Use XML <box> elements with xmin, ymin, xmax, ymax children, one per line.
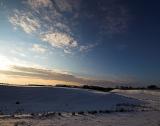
<box><xmin>0</xmin><ymin>86</ymin><xmax>142</xmax><ymax>114</ymax></box>
<box><xmin>112</xmin><ymin>89</ymin><xmax>160</xmax><ymax>110</ymax></box>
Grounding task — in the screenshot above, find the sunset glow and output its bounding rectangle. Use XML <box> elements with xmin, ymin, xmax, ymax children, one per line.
<box><xmin>0</xmin><ymin>0</ymin><xmax>160</xmax><ymax>86</ymax></box>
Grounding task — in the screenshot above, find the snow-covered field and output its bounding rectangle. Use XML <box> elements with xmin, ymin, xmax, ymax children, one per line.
<box><xmin>0</xmin><ymin>111</ymin><xmax>160</xmax><ymax>126</ymax></box>
<box><xmin>111</xmin><ymin>89</ymin><xmax>160</xmax><ymax>110</ymax></box>
<box><xmin>0</xmin><ymin>86</ymin><xmax>142</xmax><ymax>114</ymax></box>
<box><xmin>0</xmin><ymin>86</ymin><xmax>159</xmax><ymax>126</ymax></box>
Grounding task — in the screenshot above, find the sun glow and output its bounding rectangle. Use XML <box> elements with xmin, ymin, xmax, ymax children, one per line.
<box><xmin>0</xmin><ymin>55</ymin><xmax>11</xmax><ymax>70</ymax></box>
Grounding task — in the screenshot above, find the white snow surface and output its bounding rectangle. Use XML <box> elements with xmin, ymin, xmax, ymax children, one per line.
<box><xmin>111</xmin><ymin>89</ymin><xmax>160</xmax><ymax>110</ymax></box>
<box><xmin>0</xmin><ymin>111</ymin><xmax>160</xmax><ymax>126</ymax></box>
<box><xmin>0</xmin><ymin>86</ymin><xmax>160</xmax><ymax>126</ymax></box>
<box><xmin>0</xmin><ymin>86</ymin><xmax>142</xmax><ymax>114</ymax></box>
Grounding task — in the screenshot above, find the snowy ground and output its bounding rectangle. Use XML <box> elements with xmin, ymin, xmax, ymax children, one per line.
<box><xmin>0</xmin><ymin>111</ymin><xmax>160</xmax><ymax>126</ymax></box>
<box><xmin>0</xmin><ymin>86</ymin><xmax>159</xmax><ymax>126</ymax></box>
<box><xmin>0</xmin><ymin>86</ymin><xmax>142</xmax><ymax>114</ymax></box>
<box><xmin>111</xmin><ymin>89</ymin><xmax>160</xmax><ymax>110</ymax></box>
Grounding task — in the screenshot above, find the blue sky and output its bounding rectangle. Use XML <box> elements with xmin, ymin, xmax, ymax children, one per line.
<box><xmin>0</xmin><ymin>0</ymin><xmax>160</xmax><ymax>86</ymax></box>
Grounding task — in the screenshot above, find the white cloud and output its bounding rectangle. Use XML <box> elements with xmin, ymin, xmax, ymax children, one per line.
<box><xmin>8</xmin><ymin>0</ymin><xmax>98</xmax><ymax>54</ymax></box>
<box><xmin>0</xmin><ymin>65</ymin><xmax>116</xmax><ymax>86</ymax></box>
<box><xmin>0</xmin><ymin>54</ymin><xmax>42</xmax><ymax>71</ymax></box>
<box><xmin>31</xmin><ymin>44</ymin><xmax>46</xmax><ymax>53</ymax></box>
<box><xmin>54</xmin><ymin>0</ymin><xmax>72</xmax><ymax>12</ymax></box>
<box><xmin>41</xmin><ymin>32</ymin><xmax>78</xmax><ymax>49</ymax></box>
<box><xmin>64</xmin><ymin>49</ymin><xmax>72</xmax><ymax>54</ymax></box>
<box><xmin>79</xmin><ymin>43</ymin><xmax>98</xmax><ymax>52</ymax></box>
<box><xmin>26</xmin><ymin>0</ymin><xmax>52</xmax><ymax>9</ymax></box>
<box><xmin>9</xmin><ymin>10</ymin><xmax>40</xmax><ymax>34</ymax></box>
<box><xmin>54</xmin><ymin>22</ymin><xmax>71</xmax><ymax>33</ymax></box>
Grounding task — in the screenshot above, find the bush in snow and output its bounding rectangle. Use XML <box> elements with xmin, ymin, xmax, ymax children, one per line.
<box><xmin>71</xmin><ymin>112</ymin><xmax>76</xmax><ymax>115</ymax></box>
<box><xmin>16</xmin><ymin>101</ymin><xmax>20</xmax><ymax>105</ymax></box>
<box><xmin>88</xmin><ymin>110</ymin><xmax>98</xmax><ymax>114</ymax></box>
<box><xmin>78</xmin><ymin>111</ymin><xmax>84</xmax><ymax>115</ymax></box>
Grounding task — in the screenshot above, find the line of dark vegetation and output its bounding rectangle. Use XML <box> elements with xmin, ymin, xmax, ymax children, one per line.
<box><xmin>1</xmin><ymin>103</ymin><xmax>150</xmax><ymax>118</ymax></box>
<box><xmin>55</xmin><ymin>84</ymin><xmax>160</xmax><ymax>92</ymax></box>
<box><xmin>55</xmin><ymin>84</ymin><xmax>114</xmax><ymax>92</ymax></box>
<box><xmin>0</xmin><ymin>83</ymin><xmax>159</xmax><ymax>92</ymax></box>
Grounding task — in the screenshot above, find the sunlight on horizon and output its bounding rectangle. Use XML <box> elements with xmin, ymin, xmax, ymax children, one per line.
<box><xmin>0</xmin><ymin>0</ymin><xmax>160</xmax><ymax>86</ymax></box>
<box><xmin>0</xmin><ymin>55</ymin><xmax>12</xmax><ymax>70</ymax></box>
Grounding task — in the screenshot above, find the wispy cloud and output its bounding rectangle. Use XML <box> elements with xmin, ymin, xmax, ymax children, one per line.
<box><xmin>53</xmin><ymin>0</ymin><xmax>81</xmax><ymax>12</ymax></box>
<box><xmin>9</xmin><ymin>10</ymin><xmax>40</xmax><ymax>34</ymax></box>
<box><xmin>0</xmin><ymin>65</ymin><xmax>116</xmax><ymax>86</ymax></box>
<box><xmin>79</xmin><ymin>43</ymin><xmax>98</xmax><ymax>52</ymax></box>
<box><xmin>8</xmin><ymin>0</ymin><xmax>99</xmax><ymax>54</ymax></box>
<box><xmin>31</xmin><ymin>44</ymin><xmax>46</xmax><ymax>53</ymax></box>
<box><xmin>41</xmin><ymin>32</ymin><xmax>78</xmax><ymax>49</ymax></box>
<box><xmin>25</xmin><ymin>0</ymin><xmax>52</xmax><ymax>9</ymax></box>
<box><xmin>11</xmin><ymin>49</ymin><xmax>26</xmax><ymax>57</ymax></box>
<box><xmin>0</xmin><ymin>54</ymin><xmax>43</xmax><ymax>71</ymax></box>
<box><xmin>8</xmin><ymin>0</ymin><xmax>130</xmax><ymax>54</ymax></box>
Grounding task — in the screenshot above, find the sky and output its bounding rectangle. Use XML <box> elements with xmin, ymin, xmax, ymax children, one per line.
<box><xmin>0</xmin><ymin>0</ymin><xmax>160</xmax><ymax>87</ymax></box>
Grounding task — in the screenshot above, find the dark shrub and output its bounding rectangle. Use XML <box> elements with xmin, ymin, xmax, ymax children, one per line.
<box><xmin>44</xmin><ymin>112</ymin><xmax>55</xmax><ymax>117</ymax></box>
<box><xmin>78</xmin><ymin>111</ymin><xmax>84</xmax><ymax>115</ymax></box>
<box><xmin>99</xmin><ymin>110</ymin><xmax>103</xmax><ymax>113</ymax></box>
<box><xmin>88</xmin><ymin>110</ymin><xmax>97</xmax><ymax>114</ymax></box>
<box><xmin>16</xmin><ymin>101</ymin><xmax>20</xmax><ymax>105</ymax></box>
<box><xmin>147</xmin><ymin>85</ymin><xmax>158</xmax><ymax>89</ymax></box>
<box><xmin>82</xmin><ymin>85</ymin><xmax>113</xmax><ymax>92</ymax></box>
<box><xmin>57</xmin><ymin>112</ymin><xmax>61</xmax><ymax>116</ymax></box>
<box><xmin>104</xmin><ymin>110</ymin><xmax>111</xmax><ymax>113</ymax></box>
<box><xmin>72</xmin><ymin>112</ymin><xmax>76</xmax><ymax>115</ymax></box>
<box><xmin>119</xmin><ymin>108</ymin><xmax>125</xmax><ymax>112</ymax></box>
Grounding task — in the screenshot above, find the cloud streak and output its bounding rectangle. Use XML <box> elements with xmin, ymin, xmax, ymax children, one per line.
<box><xmin>9</xmin><ymin>10</ymin><xmax>40</xmax><ymax>34</ymax></box>
<box><xmin>31</xmin><ymin>44</ymin><xmax>46</xmax><ymax>53</ymax></box>
<box><xmin>8</xmin><ymin>0</ymin><xmax>131</xmax><ymax>55</ymax></box>
<box><xmin>26</xmin><ymin>0</ymin><xmax>52</xmax><ymax>9</ymax></box>
<box><xmin>79</xmin><ymin>43</ymin><xmax>98</xmax><ymax>52</ymax></box>
<box><xmin>0</xmin><ymin>65</ymin><xmax>116</xmax><ymax>86</ymax></box>
<box><xmin>8</xmin><ymin>0</ymin><xmax>98</xmax><ymax>54</ymax></box>
<box><xmin>41</xmin><ymin>32</ymin><xmax>78</xmax><ymax>49</ymax></box>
